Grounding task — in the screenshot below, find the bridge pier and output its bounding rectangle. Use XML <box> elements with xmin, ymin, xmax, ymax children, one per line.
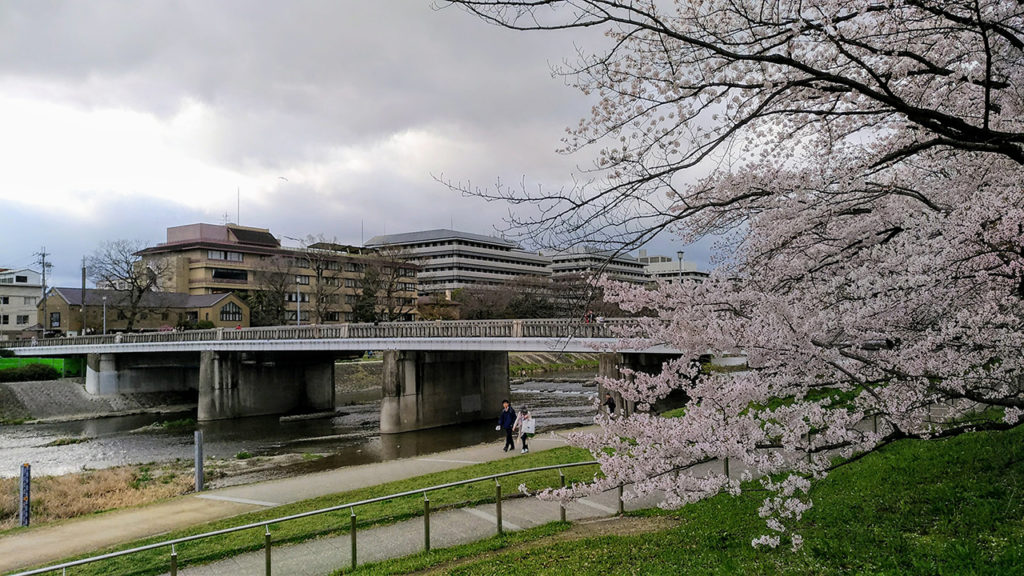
<box><xmin>380</xmin><ymin>350</ymin><xmax>509</xmax><ymax>433</ymax></box>
<box><xmin>86</xmin><ymin>352</ymin><xmax>197</xmax><ymax>396</ymax></box>
<box><xmin>599</xmin><ymin>352</ymin><xmax>681</xmax><ymax>417</ymax></box>
<box><xmin>198</xmin><ymin>351</ymin><xmax>336</xmax><ymax>421</ymax></box>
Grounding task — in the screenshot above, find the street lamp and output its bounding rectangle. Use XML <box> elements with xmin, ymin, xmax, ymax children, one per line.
<box><xmin>295</xmin><ymin>279</ymin><xmax>301</xmax><ymax>326</ymax></box>
<box><xmin>102</xmin><ymin>296</ymin><xmax>107</xmax><ymax>335</ymax></box>
<box><xmin>676</xmin><ymin>251</ymin><xmax>685</xmax><ymax>283</ymax></box>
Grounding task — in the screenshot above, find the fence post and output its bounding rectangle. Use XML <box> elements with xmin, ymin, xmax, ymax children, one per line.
<box><xmin>495</xmin><ymin>481</ymin><xmax>503</xmax><ymax>535</ymax></box>
<box><xmin>559</xmin><ymin>470</ymin><xmax>566</xmax><ymax>522</ymax></box>
<box><xmin>194</xmin><ymin>430</ymin><xmax>204</xmax><ymax>492</ymax></box>
<box><xmin>350</xmin><ymin>507</ymin><xmax>357</xmax><ymax>571</ymax></box>
<box><xmin>617</xmin><ymin>484</ymin><xmax>624</xmax><ymax>515</ymax></box>
<box><xmin>19</xmin><ymin>463</ymin><xmax>30</xmax><ymax>527</ymax></box>
<box><xmin>264</xmin><ymin>525</ymin><xmax>272</xmax><ymax>576</ymax></box>
<box><xmin>170</xmin><ymin>544</ymin><xmax>177</xmax><ymax>576</ymax></box>
<box><xmin>424</xmin><ymin>493</ymin><xmax>431</xmax><ymax>551</ymax></box>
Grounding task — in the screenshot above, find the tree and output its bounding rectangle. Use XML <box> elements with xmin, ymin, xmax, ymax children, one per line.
<box><xmin>87</xmin><ymin>240</ymin><xmax>168</xmax><ymax>331</ymax></box>
<box><xmin>299</xmin><ymin>236</ymin><xmax>346</xmax><ymax>325</ymax></box>
<box><xmin>443</xmin><ymin>0</ymin><xmax>1024</xmax><ymax>548</ymax></box>
<box><xmin>248</xmin><ymin>254</ymin><xmax>292</xmax><ymax>326</ymax></box>
<box><xmin>362</xmin><ymin>246</ymin><xmax>418</xmax><ymax>322</ymax></box>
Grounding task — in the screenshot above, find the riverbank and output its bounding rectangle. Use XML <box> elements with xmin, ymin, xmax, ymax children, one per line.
<box><xmin>0</xmin><ymin>430</ymin><xmax>597</xmax><ymax>574</ymax></box>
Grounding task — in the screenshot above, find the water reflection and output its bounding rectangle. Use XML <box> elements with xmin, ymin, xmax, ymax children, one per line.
<box><xmin>0</xmin><ymin>378</ymin><xmax>597</xmax><ymax>478</ymax></box>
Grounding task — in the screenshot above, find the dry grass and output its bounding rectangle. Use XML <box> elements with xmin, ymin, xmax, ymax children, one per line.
<box><xmin>0</xmin><ymin>464</ymin><xmax>192</xmax><ymax>530</ymax></box>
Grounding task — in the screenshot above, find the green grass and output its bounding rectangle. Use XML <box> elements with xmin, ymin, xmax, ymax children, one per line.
<box><xmin>14</xmin><ymin>447</ymin><xmax>596</xmax><ymax>576</ymax></box>
<box><xmin>510</xmin><ymin>358</ymin><xmax>599</xmax><ymax>376</ymax></box>
<box><xmin>384</xmin><ymin>426</ymin><xmax>1024</xmax><ymax>575</ymax></box>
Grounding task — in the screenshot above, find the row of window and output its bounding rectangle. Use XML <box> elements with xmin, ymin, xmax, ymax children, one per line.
<box><xmin>0</xmin><ymin>296</ymin><xmax>37</xmax><ymax>305</ymax></box>
<box><xmin>0</xmin><ymin>314</ymin><xmax>30</xmax><ymax>325</ymax></box>
<box><xmin>0</xmin><ymin>275</ymin><xmax>30</xmax><ymax>284</ymax></box>
<box><xmin>415</xmin><ymin>253</ymin><xmax>548</xmax><ymax>268</ymax></box>
<box><xmin>208</xmin><ymin>250</ymin><xmax>244</xmax><ymax>262</ymax></box>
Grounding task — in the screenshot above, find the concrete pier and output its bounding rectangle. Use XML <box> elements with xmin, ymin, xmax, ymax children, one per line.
<box><xmin>198</xmin><ymin>351</ymin><xmax>336</xmax><ymax>421</ymax></box>
<box><xmin>380</xmin><ymin>350</ymin><xmax>509</xmax><ymax>433</ymax></box>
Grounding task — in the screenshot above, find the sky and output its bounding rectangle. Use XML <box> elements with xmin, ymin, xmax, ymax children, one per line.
<box><xmin>0</xmin><ymin>1</ymin><xmax>710</xmax><ymax>287</ymax></box>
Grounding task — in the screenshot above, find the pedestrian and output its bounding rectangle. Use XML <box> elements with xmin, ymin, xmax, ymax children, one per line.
<box><xmin>603</xmin><ymin>392</ymin><xmax>617</xmax><ymax>417</ymax></box>
<box><xmin>497</xmin><ymin>399</ymin><xmax>517</xmax><ymax>452</ymax></box>
<box><xmin>515</xmin><ymin>409</ymin><xmax>535</xmax><ymax>453</ymax></box>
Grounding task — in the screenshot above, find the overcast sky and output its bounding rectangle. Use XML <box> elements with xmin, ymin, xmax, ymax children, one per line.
<box><xmin>0</xmin><ymin>1</ymin><xmax>708</xmax><ymax>287</ymax></box>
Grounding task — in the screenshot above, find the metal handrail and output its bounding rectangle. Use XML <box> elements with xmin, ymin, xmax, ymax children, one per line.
<box><xmin>10</xmin><ymin>460</ymin><xmax>601</xmax><ymax>576</ymax></box>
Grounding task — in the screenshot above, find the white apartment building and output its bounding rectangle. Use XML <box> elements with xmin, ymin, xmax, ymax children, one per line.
<box><xmin>546</xmin><ymin>248</ymin><xmax>650</xmax><ymax>284</ymax></box>
<box><xmin>0</xmin><ymin>268</ymin><xmax>42</xmax><ymax>339</ymax></box>
<box><xmin>639</xmin><ymin>250</ymin><xmax>708</xmax><ymax>283</ymax></box>
<box><xmin>365</xmin><ymin>229</ymin><xmax>551</xmax><ymax>297</ymax></box>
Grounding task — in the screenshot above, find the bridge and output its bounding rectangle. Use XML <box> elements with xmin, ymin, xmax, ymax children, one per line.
<box><xmin>3</xmin><ymin>319</ymin><xmax>678</xmax><ymax>432</ymax></box>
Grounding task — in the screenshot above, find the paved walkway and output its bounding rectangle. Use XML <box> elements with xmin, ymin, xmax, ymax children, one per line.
<box><xmin>0</xmin><ymin>431</ymin><xmax>592</xmax><ymax>574</ymax></box>
<box><xmin>170</xmin><ymin>482</ymin><xmax>667</xmax><ymax>576</ymax></box>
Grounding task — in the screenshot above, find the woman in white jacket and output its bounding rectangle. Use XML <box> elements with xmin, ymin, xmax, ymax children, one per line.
<box><xmin>514</xmin><ymin>409</ymin><xmax>536</xmax><ymax>453</ymax></box>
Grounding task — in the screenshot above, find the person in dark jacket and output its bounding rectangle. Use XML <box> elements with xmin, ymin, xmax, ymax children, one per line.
<box><xmin>498</xmin><ymin>399</ymin><xmax>517</xmax><ymax>452</ymax></box>
<box><xmin>603</xmin><ymin>393</ymin><xmax>617</xmax><ymax>417</ymax></box>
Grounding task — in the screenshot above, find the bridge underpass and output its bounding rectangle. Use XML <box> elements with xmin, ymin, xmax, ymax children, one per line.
<box><xmin>4</xmin><ymin>320</ymin><xmax>682</xmax><ymax>432</ymax></box>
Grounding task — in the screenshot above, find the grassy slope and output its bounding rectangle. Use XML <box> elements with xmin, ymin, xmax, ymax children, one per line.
<box><xmin>356</xmin><ymin>426</ymin><xmax>1024</xmax><ymax>575</ymax></box>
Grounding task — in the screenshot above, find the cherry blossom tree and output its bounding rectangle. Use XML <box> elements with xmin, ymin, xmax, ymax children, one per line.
<box><xmin>441</xmin><ymin>0</ymin><xmax>1024</xmax><ymax>547</ymax></box>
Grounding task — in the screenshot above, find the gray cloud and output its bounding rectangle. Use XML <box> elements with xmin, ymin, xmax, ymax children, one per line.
<box><xmin>0</xmin><ymin>0</ymin><xmax>707</xmax><ymax>287</ymax></box>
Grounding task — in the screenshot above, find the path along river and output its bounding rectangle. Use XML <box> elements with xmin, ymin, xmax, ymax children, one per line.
<box><xmin>0</xmin><ymin>376</ymin><xmax>598</xmax><ymax>480</ymax></box>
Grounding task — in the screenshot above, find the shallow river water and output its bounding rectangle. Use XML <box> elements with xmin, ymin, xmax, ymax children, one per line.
<box><xmin>0</xmin><ymin>378</ymin><xmax>598</xmax><ymax>478</ymax></box>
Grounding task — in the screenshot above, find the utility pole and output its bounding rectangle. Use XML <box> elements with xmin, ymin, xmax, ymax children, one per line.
<box><xmin>36</xmin><ymin>248</ymin><xmax>51</xmax><ymax>338</ymax></box>
<box><xmin>81</xmin><ymin>257</ymin><xmax>87</xmax><ymax>335</ymax></box>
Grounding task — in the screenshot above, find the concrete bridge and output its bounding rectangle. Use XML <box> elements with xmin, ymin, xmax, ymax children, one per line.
<box><xmin>3</xmin><ymin>319</ymin><xmax>678</xmax><ymax>432</ymax></box>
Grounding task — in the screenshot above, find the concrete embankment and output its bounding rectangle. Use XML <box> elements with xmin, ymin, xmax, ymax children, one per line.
<box><xmin>0</xmin><ymin>379</ymin><xmax>195</xmax><ymax>423</ymax></box>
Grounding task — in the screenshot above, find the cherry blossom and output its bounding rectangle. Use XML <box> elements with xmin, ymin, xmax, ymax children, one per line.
<box><xmin>443</xmin><ymin>0</ymin><xmax>1024</xmax><ymax>546</ymax></box>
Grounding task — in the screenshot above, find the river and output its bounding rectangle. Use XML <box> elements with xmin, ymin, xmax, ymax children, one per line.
<box><xmin>0</xmin><ymin>377</ymin><xmax>598</xmax><ymax>479</ymax></box>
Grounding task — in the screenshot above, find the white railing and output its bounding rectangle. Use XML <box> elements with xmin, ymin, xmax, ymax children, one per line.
<box><xmin>2</xmin><ymin>319</ymin><xmax>634</xmax><ymax>349</ymax></box>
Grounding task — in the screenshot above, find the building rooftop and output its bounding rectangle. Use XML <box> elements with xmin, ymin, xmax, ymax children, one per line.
<box><xmin>51</xmin><ymin>288</ymin><xmax>235</xmax><ymax>309</ymax></box>
<box><xmin>365</xmin><ymin>229</ymin><xmax>519</xmax><ymax>249</ymax></box>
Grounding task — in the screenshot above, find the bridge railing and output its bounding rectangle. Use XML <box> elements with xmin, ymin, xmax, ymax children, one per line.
<box><xmin>1</xmin><ymin>318</ymin><xmax>634</xmax><ymax>349</ymax></box>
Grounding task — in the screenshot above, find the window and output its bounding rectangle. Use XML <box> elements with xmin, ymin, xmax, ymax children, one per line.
<box><xmin>15</xmin><ymin>275</ymin><xmax>27</xmax><ymax>283</ymax></box>
<box><xmin>212</xmin><ymin>268</ymin><xmax>248</xmax><ymax>282</ymax></box>
<box><xmin>285</xmin><ymin>292</ymin><xmax>309</xmax><ymax>303</ymax></box>
<box><xmin>0</xmin><ymin>296</ymin><xmax>7</xmax><ymax>305</ymax></box>
<box><xmin>345</xmin><ymin>263</ymin><xmax>363</xmax><ymax>272</ymax></box>
<box><xmin>207</xmin><ymin>250</ymin><xmax>243</xmax><ymax>262</ymax></box>
<box><xmin>50</xmin><ymin>311</ymin><xmax>61</xmax><ymax>327</ymax></box>
<box><xmin>220</xmin><ymin>302</ymin><xmax>243</xmax><ymax>322</ymax></box>
<box><xmin>322</xmin><ymin>277</ymin><xmax>340</xmax><ymax>287</ymax></box>
<box><xmin>325</xmin><ymin>260</ymin><xmax>340</xmax><ymax>271</ymax></box>
<box><xmin>295</xmin><ymin>275</ymin><xmax>310</xmax><ymax>285</ymax></box>
<box><xmin>23</xmin><ymin>296</ymin><xmax>36</xmax><ymax>305</ymax></box>
<box><xmin>286</xmin><ymin>311</ymin><xmax>310</xmax><ymax>322</ymax></box>
<box><xmin>345</xmin><ymin>295</ymin><xmax>358</xmax><ymax>304</ymax></box>
<box><xmin>324</xmin><ymin>311</ymin><xmax>340</xmax><ymax>322</ymax></box>
<box><xmin>16</xmin><ymin>315</ymin><xmax>28</xmax><ymax>325</ymax></box>
<box><xmin>344</xmin><ymin>279</ymin><xmax>359</xmax><ymax>288</ymax></box>
<box><xmin>0</xmin><ymin>315</ymin><xmax>7</xmax><ymax>325</ymax></box>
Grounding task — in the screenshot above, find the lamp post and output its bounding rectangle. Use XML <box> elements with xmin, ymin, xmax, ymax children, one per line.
<box><xmin>676</xmin><ymin>251</ymin><xmax>685</xmax><ymax>283</ymax></box>
<box><xmin>295</xmin><ymin>279</ymin><xmax>301</xmax><ymax>326</ymax></box>
<box><xmin>102</xmin><ymin>296</ymin><xmax>107</xmax><ymax>335</ymax></box>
